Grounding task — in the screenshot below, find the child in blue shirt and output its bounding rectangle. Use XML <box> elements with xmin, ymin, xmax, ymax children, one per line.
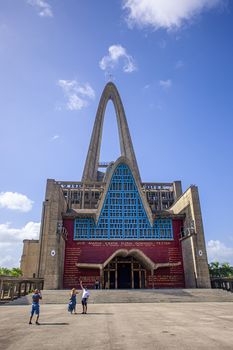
<box><xmin>29</xmin><ymin>289</ymin><xmax>42</xmax><ymax>325</ymax></box>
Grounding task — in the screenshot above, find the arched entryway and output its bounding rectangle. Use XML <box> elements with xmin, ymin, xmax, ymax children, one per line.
<box><xmin>76</xmin><ymin>249</ymin><xmax>181</xmax><ymax>289</ymax></box>
<box><xmin>103</xmin><ymin>255</ymin><xmax>147</xmax><ymax>289</ymax></box>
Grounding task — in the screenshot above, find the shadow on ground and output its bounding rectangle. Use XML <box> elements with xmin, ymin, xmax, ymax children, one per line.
<box><xmin>35</xmin><ymin>322</ymin><xmax>69</xmax><ymax>326</ymax></box>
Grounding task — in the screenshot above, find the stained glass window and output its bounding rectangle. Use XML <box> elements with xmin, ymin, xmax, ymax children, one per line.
<box><xmin>74</xmin><ymin>164</ymin><xmax>173</xmax><ymax>240</ymax></box>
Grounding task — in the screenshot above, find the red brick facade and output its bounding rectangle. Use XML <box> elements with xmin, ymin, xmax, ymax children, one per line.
<box><xmin>63</xmin><ymin>218</ymin><xmax>185</xmax><ymax>289</ymax></box>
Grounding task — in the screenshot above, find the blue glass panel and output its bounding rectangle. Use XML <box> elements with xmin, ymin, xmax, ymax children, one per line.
<box><xmin>74</xmin><ymin>164</ymin><xmax>173</xmax><ymax>240</ymax></box>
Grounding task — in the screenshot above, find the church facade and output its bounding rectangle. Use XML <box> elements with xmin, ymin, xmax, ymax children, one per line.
<box><xmin>21</xmin><ymin>82</ymin><xmax>210</xmax><ymax>289</ymax></box>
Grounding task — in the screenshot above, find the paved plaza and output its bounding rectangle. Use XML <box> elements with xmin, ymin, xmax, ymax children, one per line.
<box><xmin>1</xmin><ymin>302</ymin><xmax>233</xmax><ymax>350</ymax></box>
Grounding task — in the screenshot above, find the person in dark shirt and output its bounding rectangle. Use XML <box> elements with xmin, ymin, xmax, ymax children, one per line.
<box><xmin>29</xmin><ymin>289</ymin><xmax>42</xmax><ymax>325</ymax></box>
<box><xmin>95</xmin><ymin>279</ymin><xmax>100</xmax><ymax>289</ymax></box>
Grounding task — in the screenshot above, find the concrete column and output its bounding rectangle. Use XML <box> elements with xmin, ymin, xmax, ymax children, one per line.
<box><xmin>131</xmin><ymin>261</ymin><xmax>134</xmax><ymax>289</ymax></box>
<box><xmin>38</xmin><ymin>179</ymin><xmax>67</xmax><ymax>289</ymax></box>
<box><xmin>0</xmin><ymin>279</ymin><xmax>3</xmax><ymax>300</ymax></box>
<box><xmin>151</xmin><ymin>270</ymin><xmax>155</xmax><ymax>289</ymax></box>
<box><xmin>173</xmin><ymin>181</ymin><xmax>182</xmax><ymax>200</ymax></box>
<box><xmin>100</xmin><ymin>268</ymin><xmax>104</xmax><ymax>289</ymax></box>
<box><xmin>171</xmin><ymin>186</ymin><xmax>210</xmax><ymax>288</ymax></box>
<box><xmin>115</xmin><ymin>259</ymin><xmax>118</xmax><ymax>289</ymax></box>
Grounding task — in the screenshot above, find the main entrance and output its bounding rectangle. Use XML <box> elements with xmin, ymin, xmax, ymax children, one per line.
<box><xmin>104</xmin><ymin>256</ymin><xmax>146</xmax><ymax>289</ymax></box>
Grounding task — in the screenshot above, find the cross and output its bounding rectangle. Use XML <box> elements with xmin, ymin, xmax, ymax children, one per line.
<box><xmin>106</xmin><ymin>71</ymin><xmax>115</xmax><ymax>82</ymax></box>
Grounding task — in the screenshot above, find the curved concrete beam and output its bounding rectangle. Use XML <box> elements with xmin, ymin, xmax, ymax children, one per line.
<box><xmin>82</xmin><ymin>82</ymin><xmax>141</xmax><ymax>182</ymax></box>
<box><xmin>76</xmin><ymin>250</ymin><xmax>182</xmax><ymax>272</ymax></box>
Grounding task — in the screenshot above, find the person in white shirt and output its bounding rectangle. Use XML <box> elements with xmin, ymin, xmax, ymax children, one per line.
<box><xmin>80</xmin><ymin>280</ymin><xmax>90</xmax><ymax>314</ymax></box>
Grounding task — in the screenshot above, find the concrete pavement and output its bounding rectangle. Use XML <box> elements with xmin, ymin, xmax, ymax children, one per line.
<box><xmin>1</xmin><ymin>302</ymin><xmax>233</xmax><ymax>350</ymax></box>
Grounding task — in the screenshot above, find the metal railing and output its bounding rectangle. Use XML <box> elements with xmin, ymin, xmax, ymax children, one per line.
<box><xmin>0</xmin><ymin>276</ymin><xmax>44</xmax><ymax>303</ymax></box>
<box><xmin>211</xmin><ymin>277</ymin><xmax>233</xmax><ymax>293</ymax></box>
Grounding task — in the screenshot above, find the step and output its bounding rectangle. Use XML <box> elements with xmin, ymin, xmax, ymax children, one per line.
<box><xmin>6</xmin><ymin>289</ymin><xmax>233</xmax><ymax>305</ymax></box>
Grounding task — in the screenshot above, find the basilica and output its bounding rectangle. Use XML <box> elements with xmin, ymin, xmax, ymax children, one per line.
<box><xmin>21</xmin><ymin>82</ymin><xmax>210</xmax><ymax>289</ymax></box>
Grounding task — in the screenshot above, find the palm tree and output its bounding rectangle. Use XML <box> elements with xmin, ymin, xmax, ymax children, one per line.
<box><xmin>209</xmin><ymin>262</ymin><xmax>233</xmax><ymax>278</ymax></box>
<box><xmin>0</xmin><ymin>267</ymin><xmax>22</xmax><ymax>277</ymax></box>
<box><xmin>209</xmin><ymin>261</ymin><xmax>221</xmax><ymax>277</ymax></box>
<box><xmin>220</xmin><ymin>263</ymin><xmax>233</xmax><ymax>277</ymax></box>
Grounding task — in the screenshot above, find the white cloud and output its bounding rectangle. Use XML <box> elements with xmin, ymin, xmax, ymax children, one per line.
<box><xmin>0</xmin><ymin>222</ymin><xmax>40</xmax><ymax>243</ymax></box>
<box><xmin>159</xmin><ymin>79</ymin><xmax>172</xmax><ymax>89</ymax></box>
<box><xmin>99</xmin><ymin>45</ymin><xmax>137</xmax><ymax>73</ymax></box>
<box><xmin>207</xmin><ymin>240</ymin><xmax>233</xmax><ymax>265</ymax></box>
<box><xmin>58</xmin><ymin>80</ymin><xmax>95</xmax><ymax>111</ymax></box>
<box><xmin>27</xmin><ymin>0</ymin><xmax>53</xmax><ymax>17</ymax></box>
<box><xmin>123</xmin><ymin>0</ymin><xmax>225</xmax><ymax>30</ymax></box>
<box><xmin>0</xmin><ymin>222</ymin><xmax>40</xmax><ymax>268</ymax></box>
<box><xmin>51</xmin><ymin>135</ymin><xmax>60</xmax><ymax>141</ymax></box>
<box><xmin>0</xmin><ymin>192</ymin><xmax>33</xmax><ymax>212</ymax></box>
<box><xmin>0</xmin><ymin>255</ymin><xmax>15</xmax><ymax>266</ymax></box>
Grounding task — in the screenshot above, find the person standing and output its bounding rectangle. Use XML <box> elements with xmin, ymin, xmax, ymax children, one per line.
<box><xmin>95</xmin><ymin>279</ymin><xmax>100</xmax><ymax>289</ymax></box>
<box><xmin>68</xmin><ymin>288</ymin><xmax>78</xmax><ymax>314</ymax></box>
<box><xmin>29</xmin><ymin>289</ymin><xmax>42</xmax><ymax>325</ymax></box>
<box><xmin>80</xmin><ymin>280</ymin><xmax>90</xmax><ymax>314</ymax></box>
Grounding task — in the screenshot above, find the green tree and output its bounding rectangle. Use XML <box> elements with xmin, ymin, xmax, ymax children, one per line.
<box><xmin>209</xmin><ymin>262</ymin><xmax>233</xmax><ymax>278</ymax></box>
<box><xmin>11</xmin><ymin>268</ymin><xmax>22</xmax><ymax>277</ymax></box>
<box><xmin>219</xmin><ymin>263</ymin><xmax>233</xmax><ymax>277</ymax></box>
<box><xmin>0</xmin><ymin>267</ymin><xmax>22</xmax><ymax>277</ymax></box>
<box><xmin>0</xmin><ymin>267</ymin><xmax>11</xmax><ymax>276</ymax></box>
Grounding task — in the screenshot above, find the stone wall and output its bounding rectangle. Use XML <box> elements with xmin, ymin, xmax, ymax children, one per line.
<box><xmin>20</xmin><ymin>240</ymin><xmax>39</xmax><ymax>278</ymax></box>
<box><xmin>63</xmin><ymin>218</ymin><xmax>184</xmax><ymax>289</ymax></box>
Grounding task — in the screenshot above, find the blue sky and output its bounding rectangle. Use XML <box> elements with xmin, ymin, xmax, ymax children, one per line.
<box><xmin>0</xmin><ymin>0</ymin><xmax>233</xmax><ymax>267</ymax></box>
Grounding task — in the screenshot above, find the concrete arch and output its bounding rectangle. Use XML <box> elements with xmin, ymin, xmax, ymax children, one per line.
<box><xmin>103</xmin><ymin>248</ymin><xmax>155</xmax><ymax>271</ymax></box>
<box><xmin>82</xmin><ymin>82</ymin><xmax>141</xmax><ymax>182</ymax></box>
